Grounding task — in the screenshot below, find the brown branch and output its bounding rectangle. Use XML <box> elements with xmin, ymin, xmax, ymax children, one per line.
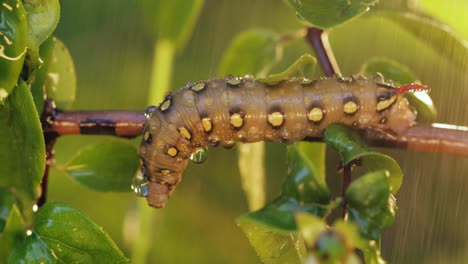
<box><xmin>305</xmin><ymin>27</ymin><xmax>341</xmax><ymax>77</ymax></box>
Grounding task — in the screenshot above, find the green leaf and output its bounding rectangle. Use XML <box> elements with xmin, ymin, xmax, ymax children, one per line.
<box><xmin>23</xmin><ymin>0</ymin><xmax>60</xmax><ymax>67</ymax></box>
<box><xmin>324</xmin><ymin>124</ymin><xmax>403</xmax><ymax>194</ymax></box>
<box><xmin>34</xmin><ymin>202</ymin><xmax>128</xmax><ymax>263</ymax></box>
<box><xmin>138</xmin><ymin>0</ymin><xmax>204</xmax><ymax>51</ymax></box>
<box><xmin>0</xmin><ymin>188</ymin><xmax>16</xmax><ymax>232</ymax></box>
<box><xmin>382</xmin><ymin>12</ymin><xmax>468</xmax><ymax>70</ymax></box>
<box><xmin>236</xmin><ymin>214</ymin><xmax>306</xmax><ymax>264</ymax></box>
<box><xmin>286</xmin><ymin>0</ymin><xmax>378</xmax><ymax>29</ymax></box>
<box><xmin>29</xmin><ymin>36</ymin><xmax>54</xmax><ymax>114</ymax></box>
<box><xmin>258</xmin><ymin>54</ymin><xmax>317</xmax><ymax>85</ymax></box>
<box><xmin>0</xmin><ymin>81</ymin><xmax>45</xmax><ymax>201</ymax></box>
<box><xmin>346</xmin><ymin>170</ymin><xmax>396</xmax><ymax>240</ymax></box>
<box><xmin>0</xmin><ymin>205</ymin><xmax>25</xmax><ymax>262</ymax></box>
<box><xmin>0</xmin><ymin>0</ymin><xmax>28</xmax><ymax>98</ymax></box>
<box><xmin>218</xmin><ymin>29</ymin><xmax>278</xmax><ymax>77</ymax></box>
<box><xmin>65</xmin><ymin>141</ymin><xmax>139</xmax><ymax>192</ymax></box>
<box><xmin>8</xmin><ymin>233</ymin><xmax>57</xmax><ymax>264</ymax></box>
<box><xmin>361</xmin><ymin>58</ymin><xmax>437</xmax><ymax>123</ymax></box>
<box><xmin>295</xmin><ymin>213</ymin><xmax>327</xmax><ymax>246</ymax></box>
<box><xmin>42</xmin><ymin>37</ymin><xmax>76</xmax><ymax>109</ymax></box>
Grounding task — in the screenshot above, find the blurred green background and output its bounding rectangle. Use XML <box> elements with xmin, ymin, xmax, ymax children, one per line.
<box><xmin>48</xmin><ymin>0</ymin><xmax>468</xmax><ymax>263</ymax></box>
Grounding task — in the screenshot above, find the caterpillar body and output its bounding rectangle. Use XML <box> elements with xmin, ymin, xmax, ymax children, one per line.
<box><xmin>139</xmin><ymin>74</ymin><xmax>427</xmax><ymax>208</ymax></box>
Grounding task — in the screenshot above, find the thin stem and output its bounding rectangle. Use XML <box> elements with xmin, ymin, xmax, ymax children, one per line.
<box><xmin>341</xmin><ymin>163</ymin><xmax>352</xmax><ymax>219</ymax></box>
<box><xmin>37</xmin><ymin>134</ymin><xmax>57</xmax><ymax>207</ymax></box>
<box><xmin>305</xmin><ymin>27</ymin><xmax>341</xmax><ymax>77</ymax></box>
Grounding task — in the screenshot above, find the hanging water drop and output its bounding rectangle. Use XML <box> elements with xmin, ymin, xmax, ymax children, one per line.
<box><xmin>131</xmin><ymin>177</ymin><xmax>149</xmax><ymax>197</ymax></box>
<box><xmin>144</xmin><ymin>105</ymin><xmax>157</xmax><ymax>119</ymax></box>
<box><xmin>190</xmin><ymin>147</ymin><xmax>208</xmax><ymax>164</ymax></box>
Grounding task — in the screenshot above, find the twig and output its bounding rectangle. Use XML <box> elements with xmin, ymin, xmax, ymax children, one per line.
<box><xmin>305</xmin><ymin>27</ymin><xmax>341</xmax><ymax>77</ymax></box>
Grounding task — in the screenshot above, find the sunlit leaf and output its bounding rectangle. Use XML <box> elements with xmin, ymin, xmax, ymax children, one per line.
<box><xmin>236</xmin><ymin>214</ymin><xmax>306</xmax><ymax>264</ymax></box>
<box><xmin>0</xmin><ymin>0</ymin><xmax>28</xmax><ymax>98</ymax></box>
<box><xmin>0</xmin><ymin>205</ymin><xmax>25</xmax><ymax>262</ymax></box>
<box><xmin>286</xmin><ymin>0</ymin><xmax>378</xmax><ymax>29</ymax></box>
<box><xmin>258</xmin><ymin>54</ymin><xmax>317</xmax><ymax>84</ymax></box>
<box><xmin>138</xmin><ymin>0</ymin><xmax>204</xmax><ymax>51</ymax></box>
<box><xmin>0</xmin><ymin>188</ymin><xmax>16</xmax><ymax>232</ymax></box>
<box><xmin>324</xmin><ymin>124</ymin><xmax>403</xmax><ymax>194</ymax></box>
<box><xmin>361</xmin><ymin>57</ymin><xmax>437</xmax><ymax>123</ymax></box>
<box><xmin>218</xmin><ymin>29</ymin><xmax>278</xmax><ymax>77</ymax></box>
<box><xmin>8</xmin><ymin>233</ymin><xmax>57</xmax><ymax>264</ymax></box>
<box><xmin>0</xmin><ymin>81</ymin><xmax>45</xmax><ymax>201</ymax></box>
<box><xmin>23</xmin><ymin>0</ymin><xmax>60</xmax><ymax>66</ymax></box>
<box><xmin>346</xmin><ymin>170</ymin><xmax>396</xmax><ymax>240</ymax></box>
<box><xmin>295</xmin><ymin>213</ymin><xmax>326</xmax><ymax>246</ymax></box>
<box><xmin>34</xmin><ymin>202</ymin><xmax>128</xmax><ymax>263</ymax></box>
<box><xmin>30</xmin><ymin>36</ymin><xmax>54</xmax><ymax>114</ymax></box>
<box><xmin>42</xmin><ymin>37</ymin><xmax>76</xmax><ymax>109</ymax></box>
<box><xmin>383</xmin><ymin>12</ymin><xmax>468</xmax><ymax>70</ymax></box>
<box><xmin>65</xmin><ymin>141</ymin><xmax>139</xmax><ymax>192</ymax></box>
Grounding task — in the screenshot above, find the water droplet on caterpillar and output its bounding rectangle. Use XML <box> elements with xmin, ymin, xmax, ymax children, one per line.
<box><xmin>190</xmin><ymin>147</ymin><xmax>208</xmax><ymax>164</ymax></box>
<box><xmin>131</xmin><ymin>177</ymin><xmax>149</xmax><ymax>197</ymax></box>
<box><xmin>144</xmin><ymin>105</ymin><xmax>157</xmax><ymax>119</ymax></box>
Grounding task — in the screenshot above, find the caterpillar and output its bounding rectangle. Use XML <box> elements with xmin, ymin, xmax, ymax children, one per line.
<box><xmin>138</xmin><ymin>74</ymin><xmax>429</xmax><ymax>208</ymax></box>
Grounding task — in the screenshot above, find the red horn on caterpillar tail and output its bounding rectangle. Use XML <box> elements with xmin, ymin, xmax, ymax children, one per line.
<box><xmin>138</xmin><ymin>74</ymin><xmax>427</xmax><ymax>208</ymax></box>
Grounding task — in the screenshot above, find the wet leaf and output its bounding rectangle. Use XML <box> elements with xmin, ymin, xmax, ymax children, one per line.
<box><xmin>138</xmin><ymin>0</ymin><xmax>204</xmax><ymax>50</ymax></box>
<box><xmin>0</xmin><ymin>188</ymin><xmax>16</xmax><ymax>232</ymax></box>
<box><xmin>218</xmin><ymin>29</ymin><xmax>278</xmax><ymax>77</ymax></box>
<box><xmin>361</xmin><ymin>58</ymin><xmax>437</xmax><ymax>123</ymax></box>
<box><xmin>0</xmin><ymin>0</ymin><xmax>28</xmax><ymax>98</ymax></box>
<box><xmin>65</xmin><ymin>141</ymin><xmax>139</xmax><ymax>192</ymax></box>
<box><xmin>324</xmin><ymin>124</ymin><xmax>403</xmax><ymax>194</ymax></box>
<box><xmin>29</xmin><ymin>36</ymin><xmax>54</xmax><ymax>114</ymax></box>
<box><xmin>258</xmin><ymin>54</ymin><xmax>316</xmax><ymax>84</ymax></box>
<box><xmin>0</xmin><ymin>205</ymin><xmax>25</xmax><ymax>262</ymax></box>
<box><xmin>236</xmin><ymin>214</ymin><xmax>306</xmax><ymax>264</ymax></box>
<box><xmin>43</xmin><ymin>37</ymin><xmax>76</xmax><ymax>109</ymax></box>
<box><xmin>34</xmin><ymin>202</ymin><xmax>128</xmax><ymax>263</ymax></box>
<box><xmin>382</xmin><ymin>12</ymin><xmax>468</xmax><ymax>70</ymax></box>
<box><xmin>346</xmin><ymin>170</ymin><xmax>396</xmax><ymax>240</ymax></box>
<box><xmin>286</xmin><ymin>0</ymin><xmax>378</xmax><ymax>29</ymax></box>
<box><xmin>0</xmin><ymin>81</ymin><xmax>45</xmax><ymax>201</ymax></box>
<box><xmin>8</xmin><ymin>233</ymin><xmax>57</xmax><ymax>264</ymax></box>
<box><xmin>23</xmin><ymin>0</ymin><xmax>60</xmax><ymax>66</ymax></box>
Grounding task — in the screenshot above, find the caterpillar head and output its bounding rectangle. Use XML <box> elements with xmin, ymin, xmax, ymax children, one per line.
<box><xmin>376</xmin><ymin>82</ymin><xmax>430</xmax><ymax>134</ymax></box>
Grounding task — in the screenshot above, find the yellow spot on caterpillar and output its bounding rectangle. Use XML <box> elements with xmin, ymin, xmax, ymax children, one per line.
<box><xmin>191</xmin><ymin>82</ymin><xmax>206</xmax><ymax>92</ymax></box>
<box><xmin>376</xmin><ymin>96</ymin><xmax>397</xmax><ymax>111</ymax></box>
<box><xmin>308</xmin><ymin>108</ymin><xmax>323</xmax><ymax>122</ymax></box>
<box><xmin>227</xmin><ymin>77</ymin><xmax>243</xmax><ymax>86</ymax></box>
<box><xmin>230</xmin><ymin>113</ymin><xmax>244</xmax><ymax>128</ymax></box>
<box><xmin>161</xmin><ymin>169</ymin><xmax>171</xmax><ymax>176</ymax></box>
<box><xmin>201</xmin><ymin>117</ymin><xmax>212</xmax><ymax>132</ymax></box>
<box><xmin>178</xmin><ymin>127</ymin><xmax>191</xmax><ymax>140</ymax></box>
<box><xmin>139</xmin><ymin>159</ymin><xmax>144</xmax><ymax>166</ymax></box>
<box><xmin>160</xmin><ymin>98</ymin><xmax>172</xmax><ymax>112</ymax></box>
<box><xmin>268</xmin><ymin>112</ymin><xmax>284</xmax><ymax>127</ymax></box>
<box><xmin>344</xmin><ymin>101</ymin><xmax>359</xmax><ymax>114</ymax></box>
<box><xmin>167</xmin><ymin>147</ymin><xmax>178</xmax><ymax>157</ymax></box>
<box><xmin>143</xmin><ymin>131</ymin><xmax>151</xmax><ymax>142</ymax></box>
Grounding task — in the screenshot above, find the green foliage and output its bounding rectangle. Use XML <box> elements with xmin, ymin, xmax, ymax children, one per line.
<box><xmin>346</xmin><ymin>171</ymin><xmax>396</xmax><ymax>240</ymax></box>
<box><xmin>32</xmin><ymin>202</ymin><xmax>128</xmax><ymax>263</ymax></box>
<box><xmin>286</xmin><ymin>0</ymin><xmax>378</xmax><ymax>29</ymax></box>
<box><xmin>324</xmin><ymin>124</ymin><xmax>403</xmax><ymax>194</ymax></box>
<box><xmin>65</xmin><ymin>141</ymin><xmax>139</xmax><ymax>192</ymax></box>
<box><xmin>0</xmin><ymin>189</ymin><xmax>16</xmax><ymax>232</ymax></box>
<box><xmin>23</xmin><ymin>0</ymin><xmax>60</xmax><ymax>66</ymax></box>
<box><xmin>361</xmin><ymin>58</ymin><xmax>437</xmax><ymax>123</ymax></box>
<box><xmin>258</xmin><ymin>54</ymin><xmax>317</xmax><ymax>84</ymax></box>
<box><xmin>138</xmin><ymin>0</ymin><xmax>204</xmax><ymax>51</ymax></box>
<box><xmin>0</xmin><ymin>205</ymin><xmax>25</xmax><ymax>262</ymax></box>
<box><xmin>382</xmin><ymin>12</ymin><xmax>468</xmax><ymax>69</ymax></box>
<box><xmin>0</xmin><ymin>81</ymin><xmax>45</xmax><ymax>201</ymax></box>
<box><xmin>0</xmin><ymin>0</ymin><xmax>27</xmax><ymax>98</ymax></box>
<box><xmin>8</xmin><ymin>233</ymin><xmax>58</xmax><ymax>264</ymax></box>
<box><xmin>218</xmin><ymin>29</ymin><xmax>278</xmax><ymax>77</ymax></box>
